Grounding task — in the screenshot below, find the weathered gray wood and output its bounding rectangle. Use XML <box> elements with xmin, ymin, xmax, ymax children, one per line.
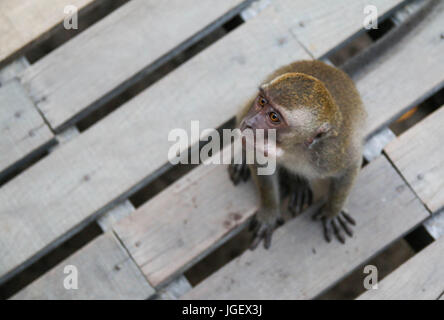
<box><xmin>21</xmin><ymin>0</ymin><xmax>250</xmax><ymax>131</ymax></box>
<box><xmin>114</xmin><ymin>149</ymin><xmax>259</xmax><ymax>287</ymax></box>
<box><xmin>11</xmin><ymin>232</ymin><xmax>155</xmax><ymax>300</ymax></box>
<box><xmin>0</xmin><ymin>0</ymin><xmax>101</xmax><ymax>64</ymax></box>
<box><xmin>48</xmin><ymin>126</ymin><xmax>80</xmax><ymax>153</ymax></box>
<box><xmin>358</xmin><ymin>236</ymin><xmax>444</xmax><ymax>300</ymax></box>
<box><xmin>284</xmin><ymin>0</ymin><xmax>405</xmax><ymax>58</ymax></box>
<box><xmin>363</xmin><ymin>128</ymin><xmax>396</xmax><ymax>162</ymax></box>
<box><xmin>157</xmin><ymin>276</ymin><xmax>192</xmax><ymax>300</ymax></box>
<box><xmin>0</xmin><ymin>4</ymin><xmax>310</xmax><ymax>283</ymax></box>
<box><xmin>240</xmin><ymin>0</ymin><xmax>271</xmax><ymax>21</ymax></box>
<box><xmin>391</xmin><ymin>0</ymin><xmax>425</xmax><ymax>25</ymax></box>
<box><xmin>0</xmin><ymin>0</ymin><xmax>415</xmax><ymax>284</ymax></box>
<box><xmin>112</xmin><ymin>0</ymin><xmax>443</xmax><ymax>289</ymax></box>
<box><xmin>356</xmin><ymin>0</ymin><xmax>444</xmax><ymax>135</ymax></box>
<box><xmin>424</xmin><ymin>209</ymin><xmax>444</xmax><ymax>240</ymax></box>
<box><xmin>181</xmin><ymin>156</ymin><xmax>428</xmax><ymax>299</ymax></box>
<box><xmin>385</xmin><ymin>105</ymin><xmax>444</xmax><ymax>213</ymax></box>
<box><xmin>98</xmin><ymin>200</ymin><xmax>135</xmax><ymax>232</ymax></box>
<box><xmin>0</xmin><ymin>80</ymin><xmax>54</xmax><ymax>180</ymax></box>
<box><xmin>0</xmin><ymin>57</ymin><xmax>29</xmax><ymax>85</ymax></box>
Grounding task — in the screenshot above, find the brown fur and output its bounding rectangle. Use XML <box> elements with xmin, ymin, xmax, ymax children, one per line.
<box><xmin>234</xmin><ymin>60</ymin><xmax>366</xmax><ymax>246</ymax></box>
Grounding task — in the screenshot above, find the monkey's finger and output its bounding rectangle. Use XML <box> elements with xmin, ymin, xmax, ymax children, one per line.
<box><xmin>288</xmin><ymin>190</ymin><xmax>297</xmax><ymax>216</ymax></box>
<box><xmin>322</xmin><ymin>218</ymin><xmax>331</xmax><ymax>242</ymax></box>
<box><xmin>338</xmin><ymin>215</ymin><xmax>353</xmax><ymax>237</ymax></box>
<box><xmin>249</xmin><ymin>236</ymin><xmax>262</xmax><ymax>251</ymax></box>
<box><xmin>296</xmin><ymin>188</ymin><xmax>304</xmax><ymax>213</ymax></box>
<box><xmin>332</xmin><ymin>219</ymin><xmax>345</xmax><ymax>244</ymax></box>
<box><xmin>249</xmin><ymin>217</ymin><xmax>258</xmax><ymax>232</ymax></box>
<box><xmin>341</xmin><ymin>211</ymin><xmax>356</xmax><ymax>226</ymax></box>
<box><xmin>264</xmin><ymin>229</ymin><xmax>273</xmax><ymax>250</ymax></box>
<box><xmin>307</xmin><ymin>187</ymin><xmax>313</xmax><ymax>206</ymax></box>
<box><xmin>303</xmin><ymin>187</ymin><xmax>311</xmax><ymax>210</ymax></box>
<box><xmin>229</xmin><ymin>164</ymin><xmax>238</xmax><ymax>184</ymax></box>
<box><xmin>312</xmin><ymin>206</ymin><xmax>324</xmax><ymax>220</ymax></box>
<box><xmin>228</xmin><ymin>164</ymin><xmax>235</xmax><ymax>181</ymax></box>
<box><xmin>234</xmin><ymin>164</ymin><xmax>244</xmax><ymax>185</ymax></box>
<box><xmin>241</xmin><ymin>165</ymin><xmax>250</xmax><ymax>181</ymax></box>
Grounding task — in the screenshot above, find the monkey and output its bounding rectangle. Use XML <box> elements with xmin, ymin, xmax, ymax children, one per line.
<box><xmin>228</xmin><ymin>60</ymin><xmax>366</xmax><ymax>250</ymax></box>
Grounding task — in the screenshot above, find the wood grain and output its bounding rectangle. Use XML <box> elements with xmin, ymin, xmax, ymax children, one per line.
<box><xmin>385</xmin><ymin>105</ymin><xmax>444</xmax><ymax>213</ymax></box>
<box><xmin>112</xmin><ymin>0</ymin><xmax>444</xmax><ymax>289</ymax></box>
<box><xmin>114</xmin><ymin>148</ymin><xmax>259</xmax><ymax>287</ymax></box>
<box><xmin>0</xmin><ymin>4</ymin><xmax>309</xmax><ymax>283</ymax></box>
<box><xmin>0</xmin><ymin>0</ymin><xmax>100</xmax><ymax>64</ymax></box>
<box><xmin>358</xmin><ymin>236</ymin><xmax>444</xmax><ymax>300</ymax></box>
<box><xmin>278</xmin><ymin>0</ymin><xmax>404</xmax><ymax>58</ymax></box>
<box><xmin>11</xmin><ymin>232</ymin><xmax>155</xmax><ymax>300</ymax></box>
<box><xmin>0</xmin><ymin>0</ymin><xmax>425</xmax><ymax>287</ymax></box>
<box><xmin>355</xmin><ymin>1</ymin><xmax>444</xmax><ymax>135</ymax></box>
<box><xmin>181</xmin><ymin>157</ymin><xmax>428</xmax><ymax>299</ymax></box>
<box><xmin>20</xmin><ymin>0</ymin><xmax>250</xmax><ymax>131</ymax></box>
<box><xmin>0</xmin><ymin>80</ymin><xmax>54</xmax><ymax>181</ymax></box>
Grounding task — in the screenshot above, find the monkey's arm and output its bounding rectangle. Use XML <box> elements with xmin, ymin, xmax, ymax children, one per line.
<box><xmin>314</xmin><ymin>162</ymin><xmax>360</xmax><ymax>243</ymax></box>
<box><xmin>249</xmin><ymin>164</ymin><xmax>282</xmax><ymax>250</ymax></box>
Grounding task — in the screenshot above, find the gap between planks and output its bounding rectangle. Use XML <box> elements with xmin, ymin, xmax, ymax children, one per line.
<box><xmin>0</xmin><ymin>0</ymin><xmax>103</xmax><ymax>66</ymax></box>
<box><xmin>1</xmin><ymin>0</ymin><xmax>412</xmax><ymax>288</ymax></box>
<box><xmin>20</xmin><ymin>0</ymin><xmax>253</xmax><ymax>132</ymax></box>
<box><xmin>358</xmin><ymin>234</ymin><xmax>444</xmax><ymax>300</ymax></box>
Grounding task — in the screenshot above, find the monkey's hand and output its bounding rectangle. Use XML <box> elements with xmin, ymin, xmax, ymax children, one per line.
<box><xmin>228</xmin><ymin>162</ymin><xmax>250</xmax><ymax>185</ymax></box>
<box><xmin>249</xmin><ymin>212</ymin><xmax>283</xmax><ymax>250</ymax></box>
<box><xmin>287</xmin><ymin>177</ymin><xmax>313</xmax><ymax>216</ymax></box>
<box><xmin>313</xmin><ymin>208</ymin><xmax>356</xmax><ymax>244</ymax></box>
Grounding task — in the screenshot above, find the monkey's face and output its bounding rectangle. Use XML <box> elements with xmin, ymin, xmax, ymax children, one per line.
<box><xmin>239</xmin><ymin>89</ymin><xmax>289</xmax><ymax>158</ymax></box>
<box><xmin>240</xmin><ymin>73</ymin><xmax>340</xmax><ymax>153</ymax></box>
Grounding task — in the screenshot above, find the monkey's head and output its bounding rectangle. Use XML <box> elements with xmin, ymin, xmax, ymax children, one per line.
<box><xmin>239</xmin><ymin>72</ymin><xmax>342</xmax><ymax>157</ymax></box>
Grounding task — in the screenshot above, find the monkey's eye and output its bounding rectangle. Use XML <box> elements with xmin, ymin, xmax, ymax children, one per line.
<box><xmin>258</xmin><ymin>96</ymin><xmax>267</xmax><ymax>107</ymax></box>
<box><xmin>269</xmin><ymin>112</ymin><xmax>280</xmax><ymax>123</ymax></box>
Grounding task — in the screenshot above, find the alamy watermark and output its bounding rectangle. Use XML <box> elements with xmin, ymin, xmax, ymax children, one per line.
<box><xmin>63</xmin><ymin>265</ymin><xmax>78</xmax><ymax>290</ymax></box>
<box><xmin>363</xmin><ymin>5</ymin><xmax>378</xmax><ymax>30</ymax></box>
<box><xmin>363</xmin><ymin>265</ymin><xmax>378</xmax><ymax>290</ymax></box>
<box><xmin>64</xmin><ymin>5</ymin><xmax>78</xmax><ymax>30</ymax></box>
<box><xmin>168</xmin><ymin>121</ymin><xmax>277</xmax><ymax>175</ymax></box>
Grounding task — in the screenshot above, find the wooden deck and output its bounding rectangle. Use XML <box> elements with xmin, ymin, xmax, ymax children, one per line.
<box><xmin>1</xmin><ymin>0</ymin><xmax>444</xmax><ymax>299</ymax></box>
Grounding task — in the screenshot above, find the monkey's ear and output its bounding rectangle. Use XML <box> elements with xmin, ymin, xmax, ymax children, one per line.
<box><xmin>315</xmin><ymin>122</ymin><xmax>333</xmax><ymax>139</ymax></box>
<box><xmin>305</xmin><ymin>123</ymin><xmax>333</xmax><ymax>148</ymax></box>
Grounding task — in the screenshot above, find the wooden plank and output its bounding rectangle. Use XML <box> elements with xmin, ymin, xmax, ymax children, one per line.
<box><xmin>20</xmin><ymin>0</ymin><xmax>404</xmax><ymax>132</ymax></box>
<box><xmin>355</xmin><ymin>0</ymin><xmax>444</xmax><ymax>135</ymax></box>
<box><xmin>0</xmin><ymin>56</ymin><xmax>29</xmax><ymax>85</ymax></box>
<box><xmin>281</xmin><ymin>0</ymin><xmax>405</xmax><ymax>58</ymax></box>
<box><xmin>0</xmin><ymin>0</ymin><xmax>100</xmax><ymax>64</ymax></box>
<box><xmin>11</xmin><ymin>232</ymin><xmax>155</xmax><ymax>300</ymax></box>
<box><xmin>363</xmin><ymin>128</ymin><xmax>396</xmax><ymax>162</ymax></box>
<box><xmin>98</xmin><ymin>200</ymin><xmax>135</xmax><ymax>232</ymax></box>
<box><xmin>424</xmin><ymin>209</ymin><xmax>444</xmax><ymax>239</ymax></box>
<box><xmin>385</xmin><ymin>106</ymin><xmax>444</xmax><ymax>213</ymax></box>
<box><xmin>0</xmin><ymin>0</ymin><xmax>414</xmax><ymax>284</ymax></box>
<box><xmin>157</xmin><ymin>276</ymin><xmax>192</xmax><ymax>300</ymax></box>
<box><xmin>21</xmin><ymin>0</ymin><xmax>250</xmax><ymax>131</ymax></box>
<box><xmin>112</xmin><ymin>1</ymin><xmax>443</xmax><ymax>289</ymax></box>
<box><xmin>0</xmin><ymin>4</ymin><xmax>310</xmax><ymax>283</ymax></box>
<box><xmin>181</xmin><ymin>156</ymin><xmax>428</xmax><ymax>299</ymax></box>
<box><xmin>358</xmin><ymin>236</ymin><xmax>444</xmax><ymax>300</ymax></box>
<box><xmin>114</xmin><ymin>155</ymin><xmax>258</xmax><ymax>287</ymax></box>
<box><xmin>0</xmin><ymin>80</ymin><xmax>54</xmax><ymax>180</ymax></box>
